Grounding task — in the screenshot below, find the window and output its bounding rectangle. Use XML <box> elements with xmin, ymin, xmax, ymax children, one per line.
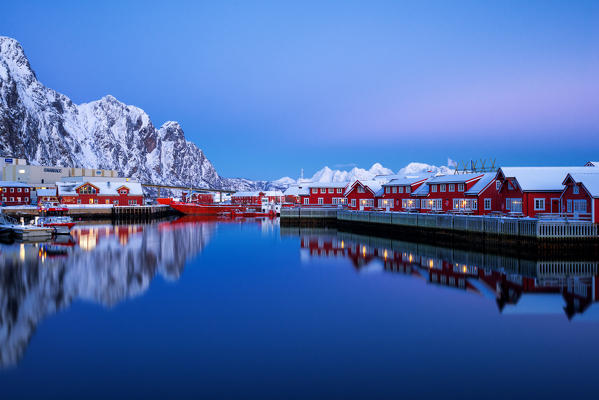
<box><xmin>572</xmin><ymin>200</ymin><xmax>586</xmax><ymax>213</ymax></box>
<box><xmin>496</xmin><ymin>181</ymin><xmax>501</xmax><ymax>191</ymax></box>
<box><xmin>106</xmin><ymin>199</ymin><xmax>110</xmax><ymax>204</ymax></box>
<box><xmin>312</xmin><ymin>188</ymin><xmax>317</xmax><ymax>194</ymax></box>
<box><xmin>534</xmin><ymin>198</ymin><xmax>545</xmax><ymax>211</ymax></box>
<box><xmin>336</xmin><ymin>188</ymin><xmax>342</xmax><ymax>193</ymax></box>
<box><xmin>10</xmin><ymin>188</ymin><xmax>14</xmax><ymax>193</ymax></box>
<box><xmin>318</xmin><ymin>198</ymin><xmax>324</xmax><ymax>205</ymax></box>
<box><xmin>357</xmin><ymin>186</ymin><xmax>364</xmax><ymax>193</ymax></box>
<box><xmin>573</xmin><ymin>185</ymin><xmax>579</xmax><ymax>194</ymax></box>
<box><xmin>398</xmin><ymin>186</ymin><xmax>403</xmax><ymax>193</ymax></box>
<box><xmin>385</xmin><ymin>187</ymin><xmax>390</xmax><ymax>194</ymax></box>
<box><xmin>406</xmin><ymin>187</ymin><xmax>410</xmax><ymax>193</ymax></box>
<box><xmin>506</xmin><ymin>198</ymin><xmax>522</xmax><ymax>213</ymax></box>
<box><xmin>453</xmin><ymin>199</ymin><xmax>460</xmax><ymax>209</ymax></box>
<box><xmin>332</xmin><ymin>198</ymin><xmax>338</xmax><ymax>205</ymax></box>
<box><xmin>25</xmin><ymin>188</ymin><xmax>29</xmax><ymax>192</ymax></box>
<box><xmin>392</xmin><ymin>187</ymin><xmax>397</xmax><ymax>193</ymax></box>
<box><xmin>431</xmin><ymin>185</ymin><xmax>437</xmax><ymax>192</ymax></box>
<box><xmin>16</xmin><ymin>197</ymin><xmax>21</xmax><ymax>202</ymax></box>
<box><xmin>458</xmin><ymin>183</ymin><xmax>465</xmax><ymax>192</ymax></box>
<box><xmin>9</xmin><ymin>197</ymin><xmax>14</xmax><ymax>202</ymax></box>
<box><xmin>351</xmin><ymin>199</ymin><xmax>356</xmax><ymax>207</ymax></box>
<box><xmin>440</xmin><ymin>184</ymin><xmax>446</xmax><ymax>192</ymax></box>
<box><xmin>17</xmin><ymin>188</ymin><xmax>21</xmax><ymax>192</ymax></box>
<box><xmin>328</xmin><ymin>188</ymin><xmax>333</xmax><ymax>193</ymax></box>
<box><xmin>320</xmin><ymin>188</ymin><xmax>326</xmax><ymax>194</ymax></box>
<box><xmin>484</xmin><ymin>198</ymin><xmax>492</xmax><ymax>210</ymax></box>
<box><xmin>1</xmin><ymin>197</ymin><xmax>5</xmax><ymax>202</ymax></box>
<box><xmin>448</xmin><ymin>184</ymin><xmax>455</xmax><ymax>192</ymax></box>
<box><xmin>77</xmin><ymin>199</ymin><xmax>81</xmax><ymax>204</ymax></box>
<box><xmin>129</xmin><ymin>200</ymin><xmax>137</xmax><ymax>205</ymax></box>
<box><xmin>303</xmin><ymin>198</ymin><xmax>309</xmax><ymax>205</ymax></box>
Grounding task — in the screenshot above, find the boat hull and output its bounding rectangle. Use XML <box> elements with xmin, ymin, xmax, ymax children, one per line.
<box><xmin>169</xmin><ymin>202</ymin><xmax>246</xmax><ymax>216</ymax></box>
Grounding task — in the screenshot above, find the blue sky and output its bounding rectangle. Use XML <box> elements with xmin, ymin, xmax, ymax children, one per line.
<box><xmin>2</xmin><ymin>1</ymin><xmax>598</xmax><ymax>180</ymax></box>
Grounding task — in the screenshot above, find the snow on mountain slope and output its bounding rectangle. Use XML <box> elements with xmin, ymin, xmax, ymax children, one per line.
<box><xmin>279</xmin><ymin>162</ymin><xmax>454</xmax><ymax>187</ymax></box>
<box><xmin>0</xmin><ymin>36</ymin><xmax>259</xmax><ymax>191</ymax></box>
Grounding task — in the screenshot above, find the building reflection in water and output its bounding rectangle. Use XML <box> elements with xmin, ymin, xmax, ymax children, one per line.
<box><xmin>285</xmin><ymin>226</ymin><xmax>599</xmax><ymax>321</ymax></box>
<box><xmin>0</xmin><ymin>217</ymin><xmax>217</xmax><ymax>369</ymax></box>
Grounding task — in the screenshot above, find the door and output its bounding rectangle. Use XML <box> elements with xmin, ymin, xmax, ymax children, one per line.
<box><xmin>551</xmin><ymin>199</ymin><xmax>560</xmax><ymax>213</ymax></box>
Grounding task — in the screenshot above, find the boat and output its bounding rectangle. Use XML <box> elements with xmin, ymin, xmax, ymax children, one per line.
<box><xmin>36</xmin><ymin>204</ymin><xmax>76</xmax><ymax>234</ymax></box>
<box><xmin>0</xmin><ymin>213</ymin><xmax>53</xmax><ymax>240</ymax></box>
<box><xmin>169</xmin><ymin>201</ymin><xmax>247</xmax><ymax>216</ymax></box>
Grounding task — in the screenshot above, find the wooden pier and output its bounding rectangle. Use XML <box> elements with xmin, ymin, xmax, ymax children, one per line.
<box><xmin>280</xmin><ymin>208</ymin><xmax>598</xmax><ymax>241</ymax></box>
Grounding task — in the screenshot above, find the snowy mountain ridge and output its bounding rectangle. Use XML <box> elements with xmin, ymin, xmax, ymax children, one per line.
<box><xmin>0</xmin><ymin>36</ymin><xmax>263</xmax><ymax>191</ymax></box>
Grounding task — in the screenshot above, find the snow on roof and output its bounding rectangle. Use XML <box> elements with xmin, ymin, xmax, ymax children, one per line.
<box><xmin>56</xmin><ymin>180</ymin><xmax>143</xmax><ymax>196</ymax></box>
<box><xmin>411</xmin><ymin>183</ymin><xmax>430</xmax><ymax>196</ymax></box>
<box><xmin>232</xmin><ymin>190</ymin><xmax>284</xmax><ymax>197</ymax></box>
<box><xmin>426</xmin><ymin>172</ymin><xmax>484</xmax><ymax>184</ymax></box>
<box><xmin>36</xmin><ymin>188</ymin><xmax>57</xmax><ymax>196</ymax></box>
<box><xmin>464</xmin><ymin>173</ymin><xmax>498</xmax><ymax>195</ymax></box>
<box><xmin>0</xmin><ymin>181</ymin><xmax>31</xmax><ymax>187</ymax></box>
<box><xmin>585</xmin><ymin>161</ymin><xmax>599</xmax><ymax>167</ymax></box>
<box><xmin>283</xmin><ymin>186</ymin><xmax>310</xmax><ymax>196</ymax></box>
<box><xmin>306</xmin><ymin>182</ymin><xmax>348</xmax><ymax>189</ymax></box>
<box><xmin>499</xmin><ymin>167</ymin><xmax>596</xmax><ymax>192</ymax></box>
<box><xmin>566</xmin><ymin>172</ymin><xmax>599</xmax><ymax>197</ymax></box>
<box><xmin>382</xmin><ymin>177</ymin><xmax>427</xmax><ymax>187</ymax></box>
<box><xmin>344</xmin><ymin>180</ymin><xmax>382</xmax><ymax>196</ymax></box>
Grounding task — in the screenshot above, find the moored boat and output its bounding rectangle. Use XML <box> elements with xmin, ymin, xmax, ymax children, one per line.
<box><xmin>36</xmin><ymin>204</ymin><xmax>76</xmax><ymax>234</ymax></box>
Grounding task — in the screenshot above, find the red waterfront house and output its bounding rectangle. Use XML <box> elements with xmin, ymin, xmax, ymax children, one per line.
<box><xmin>300</xmin><ymin>182</ymin><xmax>348</xmax><ymax>206</ymax></box>
<box><xmin>496</xmin><ymin>167</ymin><xmax>596</xmax><ymax>217</ymax></box>
<box><xmin>36</xmin><ymin>188</ymin><xmax>59</xmax><ymax>204</ymax></box>
<box><xmin>464</xmin><ymin>172</ymin><xmax>502</xmax><ymax>215</ymax></box>
<box><xmin>57</xmin><ymin>181</ymin><xmax>144</xmax><ymax>205</ymax></box>
<box><xmin>0</xmin><ymin>181</ymin><xmax>31</xmax><ymax>206</ymax></box>
<box><xmin>561</xmin><ymin>172</ymin><xmax>599</xmax><ymax>223</ymax></box>
<box><xmin>378</xmin><ymin>177</ymin><xmax>428</xmax><ymax>211</ymax></box>
<box><xmin>344</xmin><ymin>180</ymin><xmax>382</xmax><ymax>211</ymax></box>
<box><xmin>417</xmin><ymin>173</ymin><xmax>486</xmax><ymax>213</ymax></box>
<box><xmin>231</xmin><ymin>190</ymin><xmax>284</xmax><ymax>205</ymax></box>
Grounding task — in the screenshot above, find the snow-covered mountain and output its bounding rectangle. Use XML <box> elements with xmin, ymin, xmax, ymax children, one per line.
<box><xmin>0</xmin><ymin>36</ymin><xmax>259</xmax><ymax>191</ymax></box>
<box><xmin>278</xmin><ymin>162</ymin><xmax>454</xmax><ymax>187</ymax></box>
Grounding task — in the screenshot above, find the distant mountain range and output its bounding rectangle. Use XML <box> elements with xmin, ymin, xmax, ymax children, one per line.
<box><xmin>0</xmin><ymin>36</ymin><xmax>453</xmax><ymax>191</ymax></box>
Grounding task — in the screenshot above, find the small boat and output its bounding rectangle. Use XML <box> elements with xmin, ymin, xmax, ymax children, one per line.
<box><xmin>36</xmin><ymin>204</ymin><xmax>76</xmax><ymax>234</ymax></box>
<box><xmin>0</xmin><ymin>213</ymin><xmax>53</xmax><ymax>240</ymax></box>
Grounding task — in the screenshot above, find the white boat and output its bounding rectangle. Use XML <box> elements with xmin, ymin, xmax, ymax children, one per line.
<box><xmin>0</xmin><ymin>213</ymin><xmax>53</xmax><ymax>240</ymax></box>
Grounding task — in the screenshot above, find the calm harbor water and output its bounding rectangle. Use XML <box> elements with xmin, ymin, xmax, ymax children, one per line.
<box><xmin>1</xmin><ymin>216</ymin><xmax>599</xmax><ymax>399</ymax></box>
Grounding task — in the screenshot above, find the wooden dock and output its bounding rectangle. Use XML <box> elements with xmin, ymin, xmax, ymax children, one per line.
<box><xmin>1</xmin><ymin>204</ymin><xmax>176</xmax><ymax>222</ymax></box>
<box><xmin>280</xmin><ymin>208</ymin><xmax>598</xmax><ymax>241</ymax></box>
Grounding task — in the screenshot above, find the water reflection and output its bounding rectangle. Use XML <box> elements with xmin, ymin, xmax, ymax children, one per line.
<box><xmin>0</xmin><ymin>217</ymin><xmax>217</xmax><ymax>368</ymax></box>
<box><xmin>282</xmin><ymin>226</ymin><xmax>599</xmax><ymax>321</ymax></box>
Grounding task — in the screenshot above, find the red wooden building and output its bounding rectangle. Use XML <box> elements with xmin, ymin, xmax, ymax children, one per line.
<box><xmin>416</xmin><ymin>173</ymin><xmax>485</xmax><ymax>213</ymax></box>
<box><xmin>496</xmin><ymin>167</ymin><xmax>595</xmax><ymax>217</ymax></box>
<box><xmin>561</xmin><ymin>172</ymin><xmax>599</xmax><ymax>223</ymax></box>
<box><xmin>378</xmin><ymin>177</ymin><xmax>428</xmax><ymax>211</ymax></box>
<box><xmin>0</xmin><ymin>181</ymin><xmax>32</xmax><ymax>206</ymax></box>
<box><xmin>464</xmin><ymin>172</ymin><xmax>502</xmax><ymax>215</ymax></box>
<box><xmin>231</xmin><ymin>190</ymin><xmax>284</xmax><ymax>205</ymax></box>
<box><xmin>299</xmin><ymin>182</ymin><xmax>348</xmax><ymax>206</ymax></box>
<box><xmin>344</xmin><ymin>180</ymin><xmax>382</xmax><ymax>211</ymax></box>
<box><xmin>36</xmin><ymin>188</ymin><xmax>59</xmax><ymax>204</ymax></box>
<box><xmin>57</xmin><ymin>181</ymin><xmax>144</xmax><ymax>205</ymax></box>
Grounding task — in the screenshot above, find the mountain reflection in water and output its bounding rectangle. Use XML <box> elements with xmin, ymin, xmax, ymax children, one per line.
<box><xmin>0</xmin><ymin>217</ymin><xmax>215</xmax><ymax>368</ymax></box>
<box><xmin>282</xmin><ymin>226</ymin><xmax>599</xmax><ymax>321</ymax></box>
